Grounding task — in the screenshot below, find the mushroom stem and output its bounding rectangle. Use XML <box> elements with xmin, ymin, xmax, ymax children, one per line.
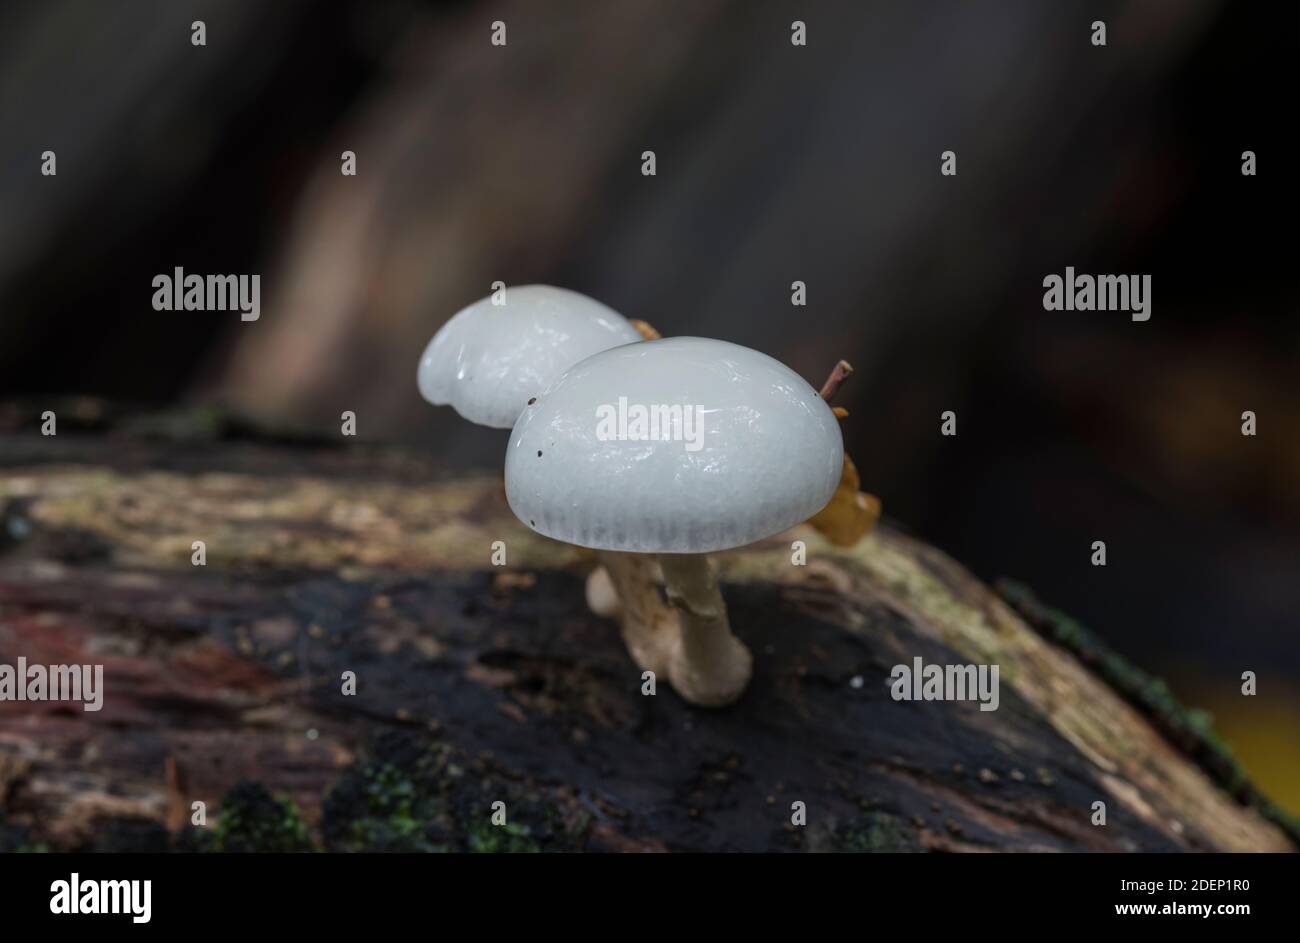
<box><xmin>592</xmin><ymin>551</ymin><xmax>679</xmax><ymax>677</ymax></box>
<box><xmin>657</xmin><ymin>553</ymin><xmax>752</xmax><ymax>707</ymax></box>
<box><xmin>584</xmin><ymin>565</ymin><xmax>622</xmax><ymax>619</ymax></box>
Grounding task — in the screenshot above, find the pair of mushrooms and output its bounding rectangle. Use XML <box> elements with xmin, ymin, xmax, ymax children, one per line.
<box><xmin>418</xmin><ymin>285</ymin><xmax>865</xmax><ymax>706</ymax></box>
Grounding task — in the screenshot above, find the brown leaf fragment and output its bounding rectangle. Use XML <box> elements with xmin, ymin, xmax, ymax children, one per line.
<box><xmin>629</xmin><ymin>319</ymin><xmax>661</xmax><ymax>341</ymax></box>
<box><xmin>807</xmin><ymin>454</ymin><xmax>881</xmax><ymax>546</ymax></box>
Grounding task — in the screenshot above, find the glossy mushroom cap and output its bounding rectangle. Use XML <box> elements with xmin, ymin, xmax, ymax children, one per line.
<box><xmin>417</xmin><ymin>285</ymin><xmax>643</xmax><ymax>429</ymax></box>
<box><xmin>506</xmin><ymin>337</ymin><xmax>843</xmax><ymax>553</ymax></box>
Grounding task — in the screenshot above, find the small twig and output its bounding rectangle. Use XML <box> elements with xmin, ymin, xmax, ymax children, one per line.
<box><xmin>818</xmin><ymin>360</ymin><xmax>854</xmax><ymax>402</ymax></box>
<box><xmin>164</xmin><ymin>755</ymin><xmax>188</xmax><ymax>832</ymax></box>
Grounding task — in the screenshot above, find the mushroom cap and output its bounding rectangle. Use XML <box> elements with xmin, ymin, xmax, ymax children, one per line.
<box><xmin>506</xmin><ymin>337</ymin><xmax>844</xmax><ymax>553</ymax></box>
<box><xmin>417</xmin><ymin>285</ymin><xmax>643</xmax><ymax>429</ymax></box>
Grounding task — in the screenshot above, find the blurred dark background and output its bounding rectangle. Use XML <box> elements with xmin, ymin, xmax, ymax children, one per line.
<box><xmin>1</xmin><ymin>0</ymin><xmax>1296</xmax><ymax>808</ymax></box>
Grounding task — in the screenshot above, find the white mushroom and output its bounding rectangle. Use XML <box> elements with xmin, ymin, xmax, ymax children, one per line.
<box><xmin>506</xmin><ymin>337</ymin><xmax>843</xmax><ymax>706</ymax></box>
<box><xmin>416</xmin><ymin>285</ymin><xmax>651</xmax><ymax>650</ymax></box>
<box><xmin>417</xmin><ymin>285</ymin><xmax>643</xmax><ymax>429</ymax></box>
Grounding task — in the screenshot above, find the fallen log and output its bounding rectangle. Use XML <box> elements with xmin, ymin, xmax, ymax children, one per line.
<box><xmin>0</xmin><ymin>404</ymin><xmax>1292</xmax><ymax>852</ymax></box>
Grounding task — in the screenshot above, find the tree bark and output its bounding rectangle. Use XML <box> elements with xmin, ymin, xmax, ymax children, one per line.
<box><xmin>0</xmin><ymin>405</ymin><xmax>1292</xmax><ymax>852</ymax></box>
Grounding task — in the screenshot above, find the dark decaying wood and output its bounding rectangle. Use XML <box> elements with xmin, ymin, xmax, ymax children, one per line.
<box><xmin>0</xmin><ymin>405</ymin><xmax>1293</xmax><ymax>852</ymax></box>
